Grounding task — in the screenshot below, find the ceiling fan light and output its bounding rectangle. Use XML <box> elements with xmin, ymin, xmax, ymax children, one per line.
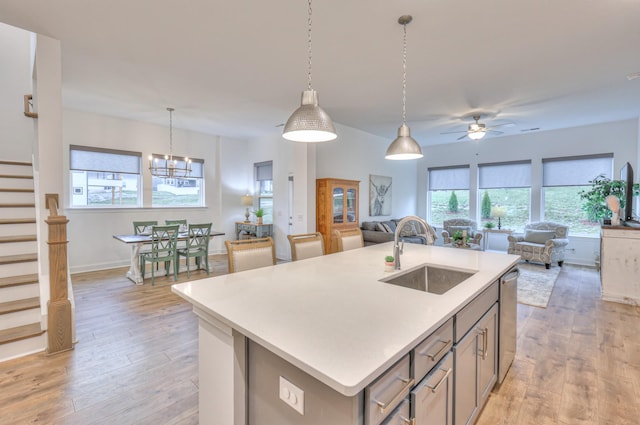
<box><xmin>283</xmin><ymin>90</ymin><xmax>337</xmax><ymax>142</ymax></box>
<box><xmin>385</xmin><ymin>124</ymin><xmax>424</xmax><ymax>160</ymax></box>
<box><xmin>468</xmin><ymin>130</ymin><xmax>486</xmax><ymax>140</ymax></box>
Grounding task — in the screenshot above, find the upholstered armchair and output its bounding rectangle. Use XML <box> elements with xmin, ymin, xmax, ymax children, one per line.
<box><xmin>442</xmin><ymin>219</ymin><xmax>483</xmax><ymax>245</ymax></box>
<box><xmin>507</xmin><ymin>221</ymin><xmax>569</xmax><ymax>269</ymax></box>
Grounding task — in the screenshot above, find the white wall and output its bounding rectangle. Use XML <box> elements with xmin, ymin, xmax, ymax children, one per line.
<box><xmin>0</xmin><ymin>23</ymin><xmax>34</xmax><ymax>161</ymax></box>
<box><xmin>417</xmin><ymin>118</ymin><xmax>640</xmax><ymax>266</ymax></box>
<box><xmin>316</xmin><ymin>123</ymin><xmax>419</xmax><ymax>223</ymax></box>
<box><xmin>63</xmin><ymin>109</ymin><xmax>251</xmax><ymax>273</ymax></box>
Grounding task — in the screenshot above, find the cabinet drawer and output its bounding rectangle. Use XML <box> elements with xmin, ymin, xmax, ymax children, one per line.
<box><xmin>411</xmin><ymin>352</ymin><xmax>454</xmax><ymax>425</ymax></box>
<box><xmin>365</xmin><ymin>354</ymin><xmax>412</xmax><ymax>425</ymax></box>
<box><xmin>413</xmin><ymin>317</ymin><xmax>453</xmax><ymax>383</ymax></box>
<box><xmin>381</xmin><ymin>398</ymin><xmax>410</xmax><ymax>425</ymax></box>
<box><xmin>455</xmin><ymin>281</ymin><xmax>498</xmax><ymax>342</ymax></box>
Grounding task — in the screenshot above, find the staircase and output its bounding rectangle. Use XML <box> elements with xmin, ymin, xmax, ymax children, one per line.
<box><xmin>0</xmin><ymin>160</ymin><xmax>45</xmax><ymax>361</ymax></box>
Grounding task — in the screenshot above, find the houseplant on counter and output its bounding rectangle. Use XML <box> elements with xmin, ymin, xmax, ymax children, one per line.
<box><xmin>252</xmin><ymin>208</ymin><xmax>265</xmax><ymax>224</ymax></box>
<box><xmin>384</xmin><ymin>255</ymin><xmax>395</xmax><ymax>271</ymax></box>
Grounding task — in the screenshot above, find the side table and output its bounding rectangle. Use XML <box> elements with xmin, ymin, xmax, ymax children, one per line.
<box><xmin>482</xmin><ymin>228</ymin><xmax>513</xmax><ymax>251</ymax></box>
<box><xmin>235</xmin><ymin>221</ymin><xmax>273</xmax><ymax>240</ymax></box>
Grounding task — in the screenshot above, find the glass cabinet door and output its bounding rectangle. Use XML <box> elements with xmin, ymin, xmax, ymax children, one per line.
<box><xmin>346</xmin><ymin>188</ymin><xmax>357</xmax><ymax>222</ymax></box>
<box><xmin>333</xmin><ymin>188</ymin><xmax>344</xmax><ymax>224</ymax></box>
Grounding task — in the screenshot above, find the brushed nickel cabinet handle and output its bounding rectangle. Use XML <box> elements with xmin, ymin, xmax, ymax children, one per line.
<box><xmin>426</xmin><ymin>367</ymin><xmax>453</xmax><ymax>393</ymax></box>
<box><xmin>399</xmin><ymin>415</ymin><xmax>416</xmax><ymax>425</ymax></box>
<box><xmin>424</xmin><ymin>339</ymin><xmax>453</xmax><ymax>361</ymax></box>
<box><xmin>374</xmin><ymin>377</ymin><xmax>415</xmax><ymax>416</ymax></box>
<box><xmin>481</xmin><ymin>328</ymin><xmax>488</xmax><ymax>360</ymax></box>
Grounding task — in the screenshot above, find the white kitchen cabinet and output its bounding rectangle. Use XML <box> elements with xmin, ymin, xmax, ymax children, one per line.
<box><xmin>600</xmin><ymin>226</ymin><xmax>640</xmax><ymax>305</ymax></box>
<box><xmin>454</xmin><ymin>303</ymin><xmax>498</xmax><ymax>425</ymax></box>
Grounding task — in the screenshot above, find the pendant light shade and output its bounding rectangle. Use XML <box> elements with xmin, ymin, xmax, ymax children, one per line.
<box><xmin>385</xmin><ymin>15</ymin><xmax>423</xmax><ymax>161</ymax></box>
<box><xmin>385</xmin><ymin>124</ymin><xmax>423</xmax><ymax>160</ymax></box>
<box><xmin>283</xmin><ymin>0</ymin><xmax>337</xmax><ymax>143</ymax></box>
<box><xmin>283</xmin><ymin>89</ymin><xmax>337</xmax><ymax>142</ymax></box>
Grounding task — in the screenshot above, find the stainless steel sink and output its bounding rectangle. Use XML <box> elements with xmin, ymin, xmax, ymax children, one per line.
<box><xmin>380</xmin><ymin>265</ymin><xmax>476</xmax><ymax>295</ymax></box>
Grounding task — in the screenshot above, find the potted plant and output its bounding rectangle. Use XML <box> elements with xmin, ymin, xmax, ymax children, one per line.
<box><xmin>484</xmin><ymin>222</ymin><xmax>495</xmax><ymax>229</ymax></box>
<box><xmin>252</xmin><ymin>208</ymin><xmax>265</xmax><ymax>224</ymax></box>
<box><xmin>452</xmin><ymin>230</ymin><xmax>469</xmax><ymax>247</ymax></box>
<box><xmin>579</xmin><ymin>174</ymin><xmax>628</xmax><ymax>223</ymax></box>
<box><xmin>384</xmin><ymin>255</ymin><xmax>395</xmax><ymax>271</ymax></box>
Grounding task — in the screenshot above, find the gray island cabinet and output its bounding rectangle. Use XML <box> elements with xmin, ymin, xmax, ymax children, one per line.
<box><xmin>172</xmin><ymin>242</ymin><xmax>518</xmax><ymax>425</ymax></box>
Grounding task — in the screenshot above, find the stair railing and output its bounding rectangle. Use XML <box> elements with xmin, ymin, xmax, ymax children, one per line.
<box><xmin>45</xmin><ymin>193</ymin><xmax>73</xmax><ymax>354</ymax></box>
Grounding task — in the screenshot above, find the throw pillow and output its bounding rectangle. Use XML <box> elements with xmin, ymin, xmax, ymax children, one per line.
<box><xmin>361</xmin><ymin>221</ymin><xmax>378</xmax><ymax>231</ymax></box>
<box><xmin>399</xmin><ymin>222</ymin><xmax>418</xmax><ymax>237</ymax></box>
<box><xmin>376</xmin><ymin>222</ymin><xmax>392</xmax><ymax>233</ymax></box>
<box><xmin>382</xmin><ymin>220</ymin><xmax>397</xmax><ymax>233</ymax></box>
<box><xmin>524</xmin><ymin>230</ymin><xmax>556</xmax><ymax>244</ymax></box>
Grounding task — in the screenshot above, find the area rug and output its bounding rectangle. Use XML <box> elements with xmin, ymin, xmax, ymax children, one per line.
<box><xmin>516</xmin><ymin>262</ymin><xmax>561</xmax><ymax>308</ymax></box>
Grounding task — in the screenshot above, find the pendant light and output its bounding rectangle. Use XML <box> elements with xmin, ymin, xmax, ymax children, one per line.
<box><xmin>282</xmin><ymin>0</ymin><xmax>337</xmax><ymax>143</ymax></box>
<box><xmin>385</xmin><ymin>15</ymin><xmax>423</xmax><ymax>160</ymax></box>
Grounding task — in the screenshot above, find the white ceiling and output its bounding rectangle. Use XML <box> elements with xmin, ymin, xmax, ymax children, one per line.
<box><xmin>1</xmin><ymin>0</ymin><xmax>640</xmax><ymax>146</ymax></box>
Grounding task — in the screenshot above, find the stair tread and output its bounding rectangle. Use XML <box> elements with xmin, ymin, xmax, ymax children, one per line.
<box><xmin>0</xmin><ymin>297</ymin><xmax>40</xmax><ymax>315</ymax></box>
<box><xmin>0</xmin><ymin>253</ymin><xmax>38</xmax><ymax>264</ymax></box>
<box><xmin>0</xmin><ymin>218</ymin><xmax>36</xmax><ymax>225</ymax></box>
<box><xmin>0</xmin><ymin>188</ymin><xmax>34</xmax><ymax>193</ymax></box>
<box><xmin>0</xmin><ymin>235</ymin><xmax>36</xmax><ymax>243</ymax></box>
<box><xmin>0</xmin><ymin>160</ymin><xmax>32</xmax><ymax>167</ymax></box>
<box><xmin>0</xmin><ymin>323</ymin><xmax>44</xmax><ymax>345</ymax></box>
<box><xmin>0</xmin><ymin>174</ymin><xmax>33</xmax><ymax>179</ymax></box>
<box><xmin>0</xmin><ymin>203</ymin><xmax>35</xmax><ymax>208</ymax></box>
<box><xmin>0</xmin><ymin>273</ymin><xmax>39</xmax><ymax>289</ymax></box>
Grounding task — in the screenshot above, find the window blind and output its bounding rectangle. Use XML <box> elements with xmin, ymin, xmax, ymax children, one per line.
<box><xmin>542</xmin><ymin>154</ymin><xmax>613</xmax><ymax>187</ymax></box>
<box><xmin>479</xmin><ymin>161</ymin><xmax>531</xmax><ymax>189</ymax></box>
<box><xmin>70</xmin><ymin>145</ymin><xmax>141</xmax><ymax>174</ymax></box>
<box><xmin>428</xmin><ymin>165</ymin><xmax>470</xmax><ymax>190</ymax></box>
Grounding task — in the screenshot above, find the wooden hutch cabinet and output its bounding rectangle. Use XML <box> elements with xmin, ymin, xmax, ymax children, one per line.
<box><xmin>316</xmin><ymin>178</ymin><xmax>359</xmax><ymax>254</ymax></box>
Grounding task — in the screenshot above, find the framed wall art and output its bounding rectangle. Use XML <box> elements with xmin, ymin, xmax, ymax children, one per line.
<box><xmin>369</xmin><ymin>174</ymin><xmax>392</xmax><ymax>216</ymax></box>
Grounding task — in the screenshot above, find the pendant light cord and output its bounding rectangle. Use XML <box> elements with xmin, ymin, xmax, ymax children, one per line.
<box><xmin>307</xmin><ymin>0</ymin><xmax>313</xmax><ymax>90</ymax></box>
<box><xmin>401</xmin><ymin>22</ymin><xmax>407</xmax><ymax>126</ymax></box>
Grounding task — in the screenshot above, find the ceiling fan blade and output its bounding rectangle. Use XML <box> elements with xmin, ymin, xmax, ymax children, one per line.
<box><xmin>487</xmin><ymin>122</ymin><xmax>515</xmax><ymax>129</ymax></box>
<box><xmin>487</xmin><ymin>129</ymin><xmax>504</xmax><ymax>135</ymax></box>
<box><xmin>456</xmin><ymin>134</ymin><xmax>469</xmax><ymax>141</ymax></box>
<box><xmin>440</xmin><ymin>129</ymin><xmax>468</xmax><ymax>135</ymax></box>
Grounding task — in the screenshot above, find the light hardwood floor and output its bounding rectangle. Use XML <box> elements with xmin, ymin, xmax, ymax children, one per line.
<box><xmin>0</xmin><ymin>260</ymin><xmax>638</xmax><ymax>424</ymax></box>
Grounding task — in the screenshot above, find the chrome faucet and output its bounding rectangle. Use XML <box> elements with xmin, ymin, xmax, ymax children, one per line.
<box><xmin>393</xmin><ymin>215</ymin><xmax>429</xmax><ymax>270</ymax></box>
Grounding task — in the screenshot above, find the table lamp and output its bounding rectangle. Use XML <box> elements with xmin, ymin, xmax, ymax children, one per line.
<box><xmin>241</xmin><ymin>195</ymin><xmax>254</xmax><ymax>223</ymax></box>
<box><xmin>491</xmin><ymin>206</ymin><xmax>506</xmax><ymax>229</ymax></box>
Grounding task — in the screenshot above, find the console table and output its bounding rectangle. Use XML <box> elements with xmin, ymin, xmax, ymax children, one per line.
<box><xmin>482</xmin><ymin>228</ymin><xmax>513</xmax><ymax>251</ymax></box>
<box><xmin>235</xmin><ymin>221</ymin><xmax>273</xmax><ymax>240</ymax></box>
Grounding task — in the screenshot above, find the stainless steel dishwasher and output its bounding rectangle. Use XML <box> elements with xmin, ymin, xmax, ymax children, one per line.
<box><xmin>498</xmin><ymin>266</ymin><xmax>518</xmax><ymax>384</ymax></box>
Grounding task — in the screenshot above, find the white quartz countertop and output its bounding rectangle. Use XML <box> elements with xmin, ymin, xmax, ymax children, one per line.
<box><xmin>172</xmin><ymin>242</ymin><xmax>519</xmax><ymax>396</ymax></box>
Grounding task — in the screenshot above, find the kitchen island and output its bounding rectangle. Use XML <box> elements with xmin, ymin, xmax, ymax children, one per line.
<box><xmin>172</xmin><ymin>242</ymin><xmax>519</xmax><ymax>425</ymax></box>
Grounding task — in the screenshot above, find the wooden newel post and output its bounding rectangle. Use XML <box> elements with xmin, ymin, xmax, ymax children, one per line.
<box><xmin>45</xmin><ymin>194</ymin><xmax>73</xmax><ymax>354</ymax></box>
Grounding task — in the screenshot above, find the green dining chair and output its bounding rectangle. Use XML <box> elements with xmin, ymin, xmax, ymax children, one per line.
<box><xmin>133</xmin><ymin>220</ymin><xmax>158</xmax><ymax>271</ymax></box>
<box><xmin>177</xmin><ymin>223</ymin><xmax>212</xmax><ymax>277</ymax></box>
<box><xmin>166</xmin><ymin>219</ymin><xmax>188</xmax><ymax>251</ymax></box>
<box><xmin>141</xmin><ymin>225</ymin><xmax>179</xmax><ymax>285</ymax></box>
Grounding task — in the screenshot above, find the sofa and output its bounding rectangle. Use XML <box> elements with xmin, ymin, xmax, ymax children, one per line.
<box><xmin>507</xmin><ymin>221</ymin><xmax>569</xmax><ymax>269</ymax></box>
<box><xmin>441</xmin><ymin>219</ymin><xmax>483</xmax><ymax>246</ymax></box>
<box><xmin>360</xmin><ymin>218</ymin><xmax>436</xmax><ymax>246</ymax></box>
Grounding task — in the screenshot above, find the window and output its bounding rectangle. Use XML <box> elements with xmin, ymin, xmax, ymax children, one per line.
<box><xmin>478</xmin><ymin>161</ymin><xmax>531</xmax><ymax>232</ymax></box>
<box><xmin>255</xmin><ymin>161</ymin><xmax>273</xmax><ymax>223</ymax></box>
<box><xmin>150</xmin><ymin>155</ymin><xmax>204</xmax><ymax>207</ymax></box>
<box><xmin>542</xmin><ymin>154</ymin><xmax>613</xmax><ymax>236</ymax></box>
<box><xmin>70</xmin><ymin>145</ymin><xmax>141</xmax><ymax>208</ymax></box>
<box><xmin>428</xmin><ymin>166</ymin><xmax>470</xmax><ymax>225</ymax></box>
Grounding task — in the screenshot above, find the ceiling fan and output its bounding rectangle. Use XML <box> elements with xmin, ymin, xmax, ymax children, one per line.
<box><xmin>441</xmin><ymin>115</ymin><xmax>514</xmax><ymax>141</ymax></box>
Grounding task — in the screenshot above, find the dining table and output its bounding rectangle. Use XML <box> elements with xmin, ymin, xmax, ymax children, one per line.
<box><xmin>113</xmin><ymin>229</ymin><xmax>225</xmax><ymax>284</ymax></box>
